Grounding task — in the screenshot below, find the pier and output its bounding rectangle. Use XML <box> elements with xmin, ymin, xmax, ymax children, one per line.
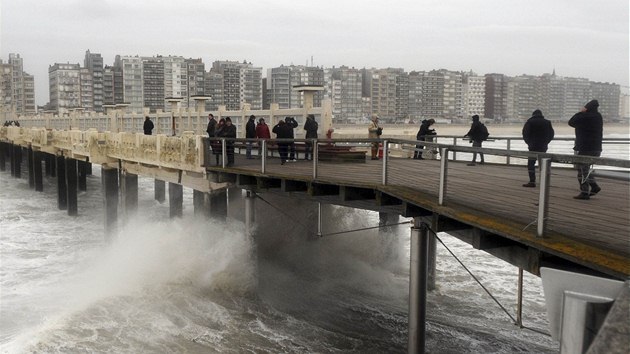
<box><xmin>1</xmin><ymin>103</ymin><xmax>628</xmax><ymax>353</ymax></box>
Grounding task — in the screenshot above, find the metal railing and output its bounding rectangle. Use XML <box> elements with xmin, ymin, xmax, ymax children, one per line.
<box><xmin>207</xmin><ymin>136</ymin><xmax>630</xmax><ymax>238</ymax></box>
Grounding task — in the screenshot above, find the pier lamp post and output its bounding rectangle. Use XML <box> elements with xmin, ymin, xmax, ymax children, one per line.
<box><xmin>165</xmin><ymin>97</ymin><xmax>183</xmax><ymax>136</ymax></box>
<box><xmin>191</xmin><ymin>95</ymin><xmax>212</xmax><ymax>133</ymax></box>
<box><xmin>293</xmin><ymin>84</ymin><xmax>324</xmax><ymax>111</ymax></box>
<box><xmin>115</xmin><ymin>103</ymin><xmax>130</xmax><ymax>132</ymax></box>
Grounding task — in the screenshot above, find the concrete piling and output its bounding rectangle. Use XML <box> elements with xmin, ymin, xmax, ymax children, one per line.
<box><xmin>65</xmin><ymin>158</ymin><xmax>78</xmax><ymax>216</ymax></box>
<box><xmin>56</xmin><ymin>155</ymin><xmax>67</xmax><ymax>210</ymax></box>
<box><xmin>78</xmin><ymin>160</ymin><xmax>88</xmax><ymax>191</ymax></box>
<box><xmin>27</xmin><ymin>147</ymin><xmax>34</xmax><ymax>188</ymax></box>
<box><xmin>408</xmin><ymin>218</ymin><xmax>429</xmax><ymax>354</ymax></box>
<box><xmin>168</xmin><ymin>182</ymin><xmax>183</xmax><ymax>218</ymax></box>
<box><xmin>154</xmin><ymin>179</ymin><xmax>166</xmax><ymax>203</ymax></box>
<box><xmin>33</xmin><ymin>151</ymin><xmax>43</xmax><ymax>192</ymax></box>
<box><xmin>102</xmin><ymin>167</ymin><xmax>119</xmax><ymax>237</ymax></box>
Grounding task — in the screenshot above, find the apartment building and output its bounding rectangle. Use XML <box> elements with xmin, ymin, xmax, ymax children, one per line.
<box><xmin>462</xmin><ymin>73</ymin><xmax>485</xmax><ymax>119</ymax></box>
<box><xmin>211</xmin><ymin>61</ymin><xmax>262</xmax><ymax>110</ymax></box>
<box><xmin>363</xmin><ymin>68</ymin><xmax>406</xmax><ymax>121</ymax></box>
<box><xmin>267</xmin><ymin>65</ymin><xmax>324</xmax><ymax>109</ymax></box>
<box><xmin>115</xmin><ymin>55</ymin><xmax>143</xmax><ymax>112</ymax></box>
<box><xmin>1</xmin><ymin>54</ymin><xmax>36</xmax><ymax>115</ymax></box>
<box><xmin>84</xmin><ymin>50</ymin><xmax>104</xmax><ymax>112</ymax></box>
<box><xmin>324</xmin><ymin>66</ymin><xmax>363</xmax><ymax>123</ymax></box>
<box><xmin>142</xmin><ymin>57</ymin><xmax>165</xmax><ymax>112</ymax></box>
<box><xmin>49</xmin><ymin>63</ymin><xmax>81</xmax><ymax>113</ymax></box>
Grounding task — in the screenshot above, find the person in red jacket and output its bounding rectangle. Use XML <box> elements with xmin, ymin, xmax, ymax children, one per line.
<box><xmin>255</xmin><ymin>118</ymin><xmax>271</xmax><ymax>157</ymax></box>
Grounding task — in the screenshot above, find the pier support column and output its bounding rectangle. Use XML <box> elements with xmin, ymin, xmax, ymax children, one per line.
<box><xmin>27</xmin><ymin>147</ymin><xmax>34</xmax><ymax>188</ymax></box>
<box><xmin>102</xmin><ymin>167</ymin><xmax>119</xmax><ymax>237</ymax></box>
<box><xmin>193</xmin><ymin>190</ymin><xmax>212</xmax><ymax>217</ymax></box>
<box><xmin>65</xmin><ymin>158</ymin><xmax>78</xmax><ymax>216</ymax></box>
<box><xmin>33</xmin><ymin>151</ymin><xmax>43</xmax><ymax>192</ymax></box>
<box><xmin>427</xmin><ymin>215</ymin><xmax>439</xmax><ymax>291</ymax></box>
<box><xmin>408</xmin><ymin>218</ymin><xmax>429</xmax><ymax>354</ymax></box>
<box><xmin>154</xmin><ymin>179</ymin><xmax>166</xmax><ymax>203</ymax></box>
<box><xmin>56</xmin><ymin>155</ymin><xmax>67</xmax><ymax>210</ymax></box>
<box><xmin>122</xmin><ymin>172</ymin><xmax>138</xmax><ymax>219</ymax></box>
<box><xmin>0</xmin><ymin>142</ymin><xmax>6</xmax><ymax>171</ymax></box>
<box><xmin>168</xmin><ymin>182</ymin><xmax>183</xmax><ymax>218</ymax></box>
<box><xmin>209</xmin><ymin>189</ymin><xmax>228</xmax><ymax>220</ymax></box>
<box><xmin>45</xmin><ymin>154</ymin><xmax>55</xmax><ymax>177</ymax></box>
<box><xmin>244</xmin><ymin>190</ymin><xmax>256</xmax><ymax>236</ymax></box>
<box><xmin>78</xmin><ymin>160</ymin><xmax>88</xmax><ymax>191</ymax></box>
<box><xmin>12</xmin><ymin>144</ymin><xmax>22</xmax><ymax>178</ymax></box>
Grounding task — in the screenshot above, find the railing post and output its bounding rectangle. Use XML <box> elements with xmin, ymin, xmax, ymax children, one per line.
<box><xmin>439</xmin><ymin>147</ymin><xmax>449</xmax><ymax>206</ymax></box>
<box><xmin>382</xmin><ymin>139</ymin><xmax>388</xmax><ymax>185</ymax></box>
<box><xmin>221</xmin><ymin>138</ymin><xmax>226</xmax><ymax>168</ymax></box>
<box><xmin>261</xmin><ymin>139</ymin><xmax>267</xmax><ymax>173</ymax></box>
<box><xmin>312</xmin><ymin>139</ymin><xmax>318</xmax><ymax>179</ymax></box>
<box><xmin>452</xmin><ymin>137</ymin><xmax>457</xmax><ymax>161</ymax></box>
<box><xmin>537</xmin><ymin>158</ymin><xmax>551</xmax><ymax>237</ymax></box>
<box><xmin>506</xmin><ymin>139</ymin><xmax>511</xmax><ymax>165</ymax></box>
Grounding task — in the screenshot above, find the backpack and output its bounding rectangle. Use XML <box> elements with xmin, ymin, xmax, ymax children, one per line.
<box><xmin>479</xmin><ymin>123</ymin><xmax>489</xmax><ymax>141</ymax></box>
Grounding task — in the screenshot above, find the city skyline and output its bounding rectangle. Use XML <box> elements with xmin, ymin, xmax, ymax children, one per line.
<box><xmin>1</xmin><ymin>0</ymin><xmax>628</xmax><ymax>106</ymax></box>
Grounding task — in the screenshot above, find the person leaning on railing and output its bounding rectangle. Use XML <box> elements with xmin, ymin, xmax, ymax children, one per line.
<box><xmin>521</xmin><ymin>109</ymin><xmax>554</xmax><ymax>187</ymax></box>
<box><xmin>368</xmin><ymin>114</ymin><xmax>382</xmax><ymax>160</ymax></box>
<box><xmin>304</xmin><ymin>114</ymin><xmax>318</xmax><ymax>161</ymax></box>
<box><xmin>569</xmin><ymin>99</ymin><xmax>603</xmax><ymax>200</ymax></box>
<box><xmin>221</xmin><ymin>117</ymin><xmax>237</xmax><ymax>167</ymax></box>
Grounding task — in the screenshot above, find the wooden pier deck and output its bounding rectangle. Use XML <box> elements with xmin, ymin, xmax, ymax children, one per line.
<box><xmin>212</xmin><ymin>155</ymin><xmax>630</xmax><ymax>279</ymax></box>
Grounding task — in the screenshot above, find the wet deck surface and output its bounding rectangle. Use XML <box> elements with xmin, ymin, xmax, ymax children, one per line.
<box><xmin>211</xmin><ymin>154</ymin><xmax>630</xmax><ymax>277</ymax></box>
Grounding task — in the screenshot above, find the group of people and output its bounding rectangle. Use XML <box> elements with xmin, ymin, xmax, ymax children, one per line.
<box><xmin>2</xmin><ymin>120</ymin><xmax>20</xmax><ymax>127</ymax></box>
<box><xmin>206</xmin><ymin>114</ymin><xmax>237</xmax><ymax>166</ymax></box>
<box><xmin>206</xmin><ymin>113</ymin><xmax>320</xmax><ymax>166</ymax></box>
<box><xmin>406</xmin><ymin>99</ymin><xmax>603</xmax><ymax>199</ymax></box>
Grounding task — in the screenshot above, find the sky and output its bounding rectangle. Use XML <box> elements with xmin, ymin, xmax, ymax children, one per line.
<box><xmin>1</xmin><ymin>0</ymin><xmax>628</xmax><ymax>106</ymax></box>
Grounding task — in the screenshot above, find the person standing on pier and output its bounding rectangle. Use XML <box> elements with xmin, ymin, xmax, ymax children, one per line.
<box><xmin>245</xmin><ymin>115</ymin><xmax>256</xmax><ymax>159</ymax></box>
<box><xmin>221</xmin><ymin>117</ymin><xmax>237</xmax><ymax>167</ymax></box>
<box><xmin>255</xmin><ymin>118</ymin><xmax>271</xmax><ymax>157</ymax></box>
<box><xmin>414</xmin><ymin>118</ymin><xmax>436</xmax><ymax>159</ymax></box>
<box><xmin>464</xmin><ymin>114</ymin><xmax>487</xmax><ymax>166</ymax></box>
<box><xmin>273</xmin><ymin>120</ymin><xmax>292</xmax><ymax>165</ymax></box>
<box><xmin>206</xmin><ymin>113</ymin><xmax>217</xmax><ymax>158</ymax></box>
<box><xmin>304</xmin><ymin>114</ymin><xmax>318</xmax><ymax>160</ymax></box>
<box><xmin>368</xmin><ymin>114</ymin><xmax>382</xmax><ymax>160</ymax></box>
<box><xmin>522</xmin><ymin>109</ymin><xmax>555</xmax><ymax>187</ymax></box>
<box><xmin>285</xmin><ymin>117</ymin><xmax>299</xmax><ymax>161</ymax></box>
<box><xmin>211</xmin><ymin>118</ymin><xmax>225</xmax><ymax>166</ymax></box>
<box><xmin>569</xmin><ymin>100</ymin><xmax>603</xmax><ymax>200</ymax></box>
<box><xmin>143</xmin><ymin>116</ymin><xmax>154</xmax><ymax>135</ymax></box>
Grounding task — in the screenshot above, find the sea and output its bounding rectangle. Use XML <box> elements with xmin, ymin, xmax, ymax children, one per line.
<box><xmin>1</xmin><ymin>130</ymin><xmax>627</xmax><ymax>353</ymax></box>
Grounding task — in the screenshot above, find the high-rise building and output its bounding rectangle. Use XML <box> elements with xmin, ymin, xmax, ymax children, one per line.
<box><xmin>115</xmin><ymin>55</ymin><xmax>143</xmax><ymax>112</ymax></box>
<box><xmin>462</xmin><ymin>73</ymin><xmax>485</xmax><ymax>119</ymax></box>
<box><xmin>267</xmin><ymin>65</ymin><xmax>324</xmax><ymax>109</ymax></box>
<box><xmin>484</xmin><ymin>73</ymin><xmax>510</xmax><ymax>121</ymax></box>
<box><xmin>79</xmin><ymin>68</ymin><xmax>94</xmax><ymax>111</ymax></box>
<box><xmin>163</xmin><ymin>56</ymin><xmax>187</xmax><ymax>111</ymax></box>
<box><xmin>211</xmin><ymin>61</ymin><xmax>262</xmax><ymax>110</ymax></box>
<box><xmin>204</xmin><ymin>71</ymin><xmax>223</xmax><ymax>111</ymax></box>
<box><xmin>1</xmin><ymin>54</ymin><xmax>36</xmax><ymax>115</ymax></box>
<box><xmin>142</xmin><ymin>57</ymin><xmax>165</xmax><ymax>112</ymax></box>
<box><xmin>103</xmin><ymin>65</ymin><xmax>124</xmax><ymax>106</ymax></box>
<box><xmin>407</xmin><ymin>69</ymin><xmax>464</xmax><ymax>121</ymax></box>
<box><xmin>84</xmin><ymin>50</ymin><xmax>104</xmax><ymax>112</ymax></box>
<box><xmin>363</xmin><ymin>68</ymin><xmax>406</xmax><ymax>121</ymax></box>
<box><xmin>324</xmin><ymin>66</ymin><xmax>363</xmax><ymax>123</ymax></box>
<box><xmin>186</xmin><ymin>58</ymin><xmax>206</xmax><ymax>109</ymax></box>
<box><xmin>49</xmin><ymin>63</ymin><xmax>81</xmax><ymax>113</ymax></box>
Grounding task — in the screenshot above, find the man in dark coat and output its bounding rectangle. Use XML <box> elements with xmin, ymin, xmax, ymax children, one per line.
<box><xmin>284</xmin><ymin>117</ymin><xmax>299</xmax><ymax>161</ymax></box>
<box><xmin>206</xmin><ymin>114</ymin><xmax>216</xmax><ymax>137</ymax></box>
<box><xmin>414</xmin><ymin>118</ymin><xmax>436</xmax><ymax>159</ymax></box>
<box><xmin>303</xmin><ymin>114</ymin><xmax>318</xmax><ymax>160</ymax></box>
<box><xmin>464</xmin><ymin>115</ymin><xmax>485</xmax><ymax>165</ymax></box>
<box><xmin>522</xmin><ymin>109</ymin><xmax>554</xmax><ymax>187</ymax></box>
<box><xmin>272</xmin><ymin>120</ymin><xmax>293</xmax><ymax>165</ymax></box>
<box><xmin>256</xmin><ymin>118</ymin><xmax>271</xmax><ymax>157</ymax></box>
<box><xmin>245</xmin><ymin>115</ymin><xmax>256</xmax><ymax>159</ymax></box>
<box><xmin>220</xmin><ymin>117</ymin><xmax>237</xmax><ymax>166</ymax></box>
<box><xmin>569</xmin><ymin>100</ymin><xmax>603</xmax><ymax>199</ymax></box>
<box><xmin>143</xmin><ymin>116</ymin><xmax>154</xmax><ymax>135</ymax></box>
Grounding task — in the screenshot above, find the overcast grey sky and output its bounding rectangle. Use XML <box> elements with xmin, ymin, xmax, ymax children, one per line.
<box><xmin>1</xmin><ymin>0</ymin><xmax>628</xmax><ymax>106</ymax></box>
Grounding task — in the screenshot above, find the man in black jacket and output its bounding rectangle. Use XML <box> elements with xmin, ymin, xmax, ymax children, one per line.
<box><xmin>303</xmin><ymin>114</ymin><xmax>318</xmax><ymax>160</ymax></box>
<box><xmin>245</xmin><ymin>115</ymin><xmax>256</xmax><ymax>159</ymax></box>
<box><xmin>143</xmin><ymin>116</ymin><xmax>154</xmax><ymax>135</ymax></box>
<box><xmin>220</xmin><ymin>117</ymin><xmax>237</xmax><ymax>166</ymax></box>
<box><xmin>569</xmin><ymin>100</ymin><xmax>603</xmax><ymax>199</ymax></box>
<box><xmin>284</xmin><ymin>117</ymin><xmax>299</xmax><ymax>161</ymax></box>
<box><xmin>464</xmin><ymin>115</ymin><xmax>485</xmax><ymax>165</ymax></box>
<box><xmin>522</xmin><ymin>109</ymin><xmax>554</xmax><ymax>187</ymax></box>
<box><xmin>273</xmin><ymin>120</ymin><xmax>293</xmax><ymax>165</ymax></box>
